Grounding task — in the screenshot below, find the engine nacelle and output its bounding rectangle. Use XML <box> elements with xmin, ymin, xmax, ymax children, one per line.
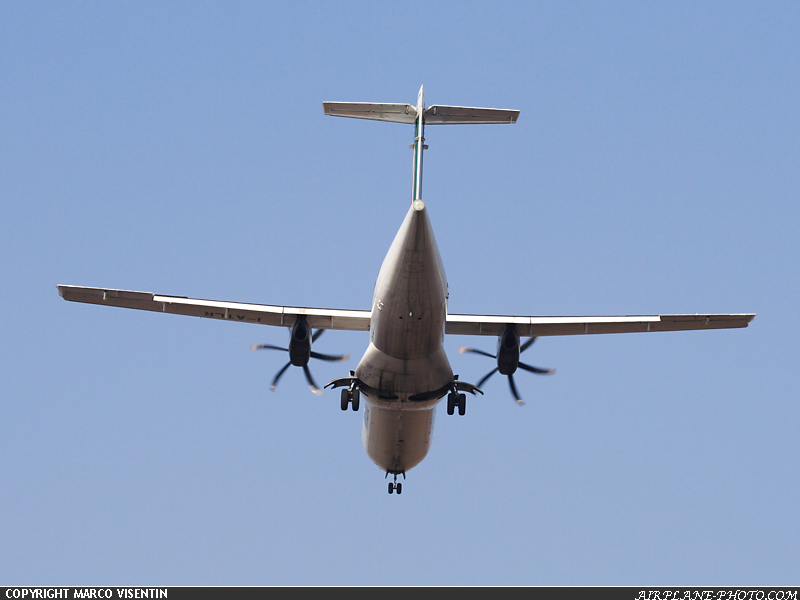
<box><xmin>496</xmin><ymin>323</ymin><xmax>520</xmax><ymax>375</ymax></box>
<box><xmin>288</xmin><ymin>316</ymin><xmax>313</xmax><ymax>366</ymax></box>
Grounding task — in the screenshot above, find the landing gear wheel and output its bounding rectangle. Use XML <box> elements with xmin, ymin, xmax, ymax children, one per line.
<box><xmin>387</xmin><ymin>473</ymin><xmax>404</xmax><ymax>494</ymax></box>
<box><xmin>341</xmin><ymin>388</ymin><xmax>360</xmax><ymax>411</ymax></box>
<box><xmin>447</xmin><ymin>392</ymin><xmax>466</xmax><ymax>416</ymax></box>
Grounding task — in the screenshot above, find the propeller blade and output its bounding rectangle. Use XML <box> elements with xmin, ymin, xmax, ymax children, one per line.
<box><xmin>461</xmin><ymin>338</ymin><xmax>553</xmax><ymax>404</ymax></box>
<box><xmin>251</xmin><ymin>344</ymin><xmax>288</xmax><ymax>352</ymax></box>
<box><xmin>508</xmin><ymin>374</ymin><xmax>524</xmax><ymax>405</ymax></box>
<box><xmin>303</xmin><ymin>365</ymin><xmax>323</xmax><ymax>395</ymax></box>
<box><xmin>520</xmin><ymin>337</ymin><xmax>537</xmax><ymax>353</ymax></box>
<box><xmin>459</xmin><ymin>347</ymin><xmax>496</xmax><ymax>359</ymax></box>
<box><xmin>270</xmin><ymin>361</ymin><xmax>292</xmax><ymax>390</ymax></box>
<box><xmin>518</xmin><ymin>361</ymin><xmax>555</xmax><ymax>375</ymax></box>
<box><xmin>256</xmin><ymin>330</ymin><xmax>347</xmax><ymax>395</ymax></box>
<box><xmin>310</xmin><ymin>351</ymin><xmax>350</xmax><ymax>362</ymax></box>
<box><xmin>477</xmin><ymin>368</ymin><xmax>499</xmax><ymax>388</ymax></box>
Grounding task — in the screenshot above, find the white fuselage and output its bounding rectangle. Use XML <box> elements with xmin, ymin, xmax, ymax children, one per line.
<box><xmin>355</xmin><ymin>198</ymin><xmax>452</xmax><ymax>475</ymax></box>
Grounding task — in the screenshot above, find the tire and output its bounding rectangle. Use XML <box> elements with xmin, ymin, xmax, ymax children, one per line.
<box><xmin>388</xmin><ymin>483</ymin><xmax>394</xmax><ymax>494</ymax></box>
<box><xmin>458</xmin><ymin>393</ymin><xmax>466</xmax><ymax>416</ymax></box>
<box><xmin>351</xmin><ymin>389</ymin><xmax>360</xmax><ymax>411</ymax></box>
<box><xmin>341</xmin><ymin>389</ymin><xmax>349</xmax><ymax>411</ymax></box>
<box><xmin>396</xmin><ymin>483</ymin><xmax>402</xmax><ymax>494</ymax></box>
<box><xmin>447</xmin><ymin>394</ymin><xmax>455</xmax><ymax>415</ymax></box>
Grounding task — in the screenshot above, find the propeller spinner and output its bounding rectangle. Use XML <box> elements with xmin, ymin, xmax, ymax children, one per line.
<box><xmin>459</xmin><ymin>324</ymin><xmax>554</xmax><ymax>404</ymax></box>
<box><xmin>251</xmin><ymin>316</ymin><xmax>349</xmax><ymax>395</ymax></box>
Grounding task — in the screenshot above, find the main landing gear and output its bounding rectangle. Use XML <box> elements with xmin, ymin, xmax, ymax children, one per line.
<box><xmin>387</xmin><ymin>472</ymin><xmax>404</xmax><ymax>494</ymax></box>
<box><xmin>340</xmin><ymin>387</ymin><xmax>360</xmax><ymax>411</ymax></box>
<box><xmin>447</xmin><ymin>391</ymin><xmax>466</xmax><ymax>416</ymax></box>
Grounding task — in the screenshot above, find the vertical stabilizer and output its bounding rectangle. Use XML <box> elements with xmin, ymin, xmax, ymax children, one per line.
<box><xmin>412</xmin><ymin>86</ymin><xmax>425</xmax><ymax>202</ymax></box>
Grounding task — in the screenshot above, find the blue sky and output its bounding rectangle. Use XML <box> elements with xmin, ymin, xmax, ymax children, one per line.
<box><xmin>2</xmin><ymin>1</ymin><xmax>798</xmax><ymax>585</ymax></box>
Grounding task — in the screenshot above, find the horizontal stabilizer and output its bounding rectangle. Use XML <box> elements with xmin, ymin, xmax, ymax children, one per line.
<box><xmin>322</xmin><ymin>102</ymin><xmax>418</xmax><ymax>124</ymax></box>
<box><xmin>424</xmin><ymin>105</ymin><xmax>519</xmax><ymax>124</ymax></box>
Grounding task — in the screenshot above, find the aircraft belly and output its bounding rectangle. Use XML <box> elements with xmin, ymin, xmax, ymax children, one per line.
<box><xmin>357</xmin><ymin>200</ymin><xmax>452</xmax><ymax>474</ymax></box>
<box><xmin>371</xmin><ymin>292</ymin><xmax>445</xmax><ymax>358</ymax></box>
<box><xmin>355</xmin><ymin>342</ymin><xmax>452</xmax><ymax>401</ymax></box>
<box><xmin>362</xmin><ymin>400</ymin><xmax>435</xmax><ymax>474</ymax></box>
<box><xmin>371</xmin><ymin>200</ymin><xmax>447</xmax><ymax>360</ymax></box>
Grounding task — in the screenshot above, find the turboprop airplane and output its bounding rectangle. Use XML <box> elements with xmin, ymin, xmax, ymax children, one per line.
<box><xmin>58</xmin><ymin>86</ymin><xmax>755</xmax><ymax>494</ymax></box>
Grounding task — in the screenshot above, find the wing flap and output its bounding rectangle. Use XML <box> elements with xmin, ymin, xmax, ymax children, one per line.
<box><xmin>58</xmin><ymin>285</ymin><xmax>371</xmax><ymax>331</ymax></box>
<box><xmin>445</xmin><ymin>313</ymin><xmax>755</xmax><ymax>336</ymax></box>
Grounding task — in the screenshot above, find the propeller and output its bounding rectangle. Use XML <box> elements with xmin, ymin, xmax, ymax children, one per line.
<box><xmin>459</xmin><ymin>327</ymin><xmax>554</xmax><ymax>405</ymax></box>
<box><xmin>251</xmin><ymin>317</ymin><xmax>348</xmax><ymax>395</ymax></box>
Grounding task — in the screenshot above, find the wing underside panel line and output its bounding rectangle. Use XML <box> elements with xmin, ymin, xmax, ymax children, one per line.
<box><xmin>57</xmin><ymin>285</ymin><xmax>372</xmax><ymax>331</ymax></box>
<box><xmin>58</xmin><ymin>287</ymin><xmax>754</xmax><ymax>336</ymax></box>
<box><xmin>445</xmin><ymin>313</ymin><xmax>756</xmax><ymax>336</ymax></box>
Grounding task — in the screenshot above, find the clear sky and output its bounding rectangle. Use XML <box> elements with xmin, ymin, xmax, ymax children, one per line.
<box><xmin>2</xmin><ymin>1</ymin><xmax>798</xmax><ymax>586</ymax></box>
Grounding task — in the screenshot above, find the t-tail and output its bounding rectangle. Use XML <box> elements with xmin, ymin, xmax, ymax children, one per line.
<box><xmin>323</xmin><ymin>85</ymin><xmax>519</xmax><ymax>203</ymax></box>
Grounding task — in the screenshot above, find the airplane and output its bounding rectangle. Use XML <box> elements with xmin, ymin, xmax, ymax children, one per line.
<box><xmin>58</xmin><ymin>86</ymin><xmax>755</xmax><ymax>495</ymax></box>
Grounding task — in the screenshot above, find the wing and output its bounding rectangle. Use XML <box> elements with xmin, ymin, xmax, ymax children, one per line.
<box><xmin>57</xmin><ymin>285</ymin><xmax>371</xmax><ymax>331</ymax></box>
<box><xmin>445</xmin><ymin>313</ymin><xmax>755</xmax><ymax>336</ymax></box>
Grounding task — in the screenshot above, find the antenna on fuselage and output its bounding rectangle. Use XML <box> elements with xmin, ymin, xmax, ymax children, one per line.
<box><xmin>322</xmin><ymin>87</ymin><xmax>520</xmax><ymax>203</ymax></box>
